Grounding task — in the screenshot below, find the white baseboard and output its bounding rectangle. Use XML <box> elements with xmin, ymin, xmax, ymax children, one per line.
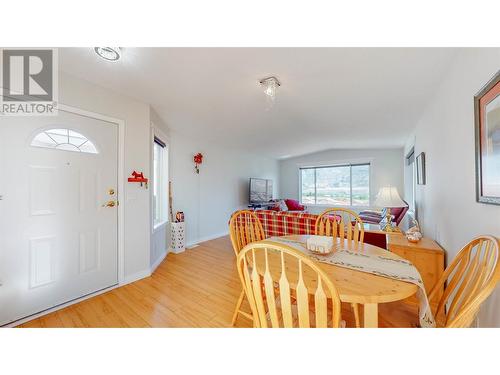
<box><xmin>122</xmin><ymin>268</ymin><xmax>151</xmax><ymax>285</ymax></box>
<box><xmin>150</xmin><ymin>250</ymin><xmax>168</xmax><ymax>273</ymax></box>
<box><xmin>186</xmin><ymin>231</ymin><xmax>229</xmax><ymax>248</ymax></box>
<box><xmin>4</xmin><ymin>284</ymin><xmax>121</xmax><ymax>327</ymax></box>
<box><xmin>169</xmin><ymin>245</ymin><xmax>185</xmax><ymax>254</ymax></box>
<box><xmin>4</xmin><ymin>269</ymin><xmax>152</xmax><ymax>327</ymax></box>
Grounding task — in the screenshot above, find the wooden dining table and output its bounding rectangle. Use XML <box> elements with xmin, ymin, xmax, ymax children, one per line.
<box><xmin>258</xmin><ymin>234</ymin><xmax>419</xmax><ymax>328</ymax></box>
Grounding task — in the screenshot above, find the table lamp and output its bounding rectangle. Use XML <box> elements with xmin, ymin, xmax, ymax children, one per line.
<box><xmin>374</xmin><ymin>186</ymin><xmax>406</xmax><ymax>232</ymax></box>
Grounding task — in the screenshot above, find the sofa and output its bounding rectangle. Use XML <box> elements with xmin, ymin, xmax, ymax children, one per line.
<box><xmin>246</xmin><ymin>209</ymin><xmax>388</xmax><ymax>249</ymax></box>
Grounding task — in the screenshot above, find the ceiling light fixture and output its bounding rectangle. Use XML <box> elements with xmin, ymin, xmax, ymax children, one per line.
<box><xmin>94</xmin><ymin>47</ymin><xmax>121</xmax><ymax>62</ymax></box>
<box><xmin>260</xmin><ymin>76</ymin><xmax>280</xmax><ymax>109</ymax></box>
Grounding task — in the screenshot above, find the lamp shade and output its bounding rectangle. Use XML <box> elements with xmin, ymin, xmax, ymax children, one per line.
<box><xmin>374</xmin><ymin>186</ymin><xmax>406</xmax><ymax>208</ymax></box>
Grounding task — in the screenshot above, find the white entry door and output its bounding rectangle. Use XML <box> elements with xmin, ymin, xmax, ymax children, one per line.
<box><xmin>0</xmin><ymin>109</ymin><xmax>119</xmax><ymax>325</ymax></box>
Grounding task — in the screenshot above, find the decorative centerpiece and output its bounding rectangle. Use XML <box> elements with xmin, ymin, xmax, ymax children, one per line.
<box><xmin>306</xmin><ymin>235</ymin><xmax>334</xmax><ymax>255</ymax></box>
<box><xmin>406</xmin><ymin>218</ymin><xmax>422</xmax><ymax>243</ymax></box>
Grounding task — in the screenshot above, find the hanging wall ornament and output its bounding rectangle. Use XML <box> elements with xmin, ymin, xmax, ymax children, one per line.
<box><xmin>194</xmin><ymin>152</ymin><xmax>203</xmax><ymax>174</ymax></box>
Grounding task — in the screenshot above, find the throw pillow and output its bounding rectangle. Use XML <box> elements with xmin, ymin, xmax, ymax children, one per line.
<box><xmin>285</xmin><ymin>199</ymin><xmax>304</xmax><ymax>211</ymax></box>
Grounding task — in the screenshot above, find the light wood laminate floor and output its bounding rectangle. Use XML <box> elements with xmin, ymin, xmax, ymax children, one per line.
<box><xmin>18</xmin><ymin>236</ymin><xmax>419</xmax><ymax>328</ymax></box>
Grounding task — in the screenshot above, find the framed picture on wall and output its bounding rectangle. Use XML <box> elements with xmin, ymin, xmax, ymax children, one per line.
<box><xmin>416</xmin><ymin>152</ymin><xmax>426</xmax><ymax>185</ymax></box>
<box><xmin>475</xmin><ymin>70</ymin><xmax>500</xmax><ymax>205</ymax></box>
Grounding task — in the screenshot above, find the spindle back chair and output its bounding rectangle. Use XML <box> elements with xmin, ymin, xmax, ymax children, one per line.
<box><xmin>315</xmin><ymin>208</ymin><xmax>365</xmax><ymax>244</ymax></box>
<box><xmin>428</xmin><ymin>235</ymin><xmax>500</xmax><ymax>328</ymax></box>
<box><xmin>229</xmin><ymin>210</ymin><xmax>266</xmax><ymax>256</ymax></box>
<box><xmin>315</xmin><ymin>208</ymin><xmax>365</xmax><ymax>326</ymax></box>
<box><xmin>229</xmin><ymin>210</ymin><xmax>266</xmax><ymax>325</ymax></box>
<box><xmin>237</xmin><ymin>241</ymin><xmax>342</xmax><ymax>328</ymax></box>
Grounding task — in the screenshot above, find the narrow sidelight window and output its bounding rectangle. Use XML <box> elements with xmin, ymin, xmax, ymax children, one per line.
<box><xmin>153</xmin><ymin>136</ymin><xmax>168</xmax><ymax>228</ymax></box>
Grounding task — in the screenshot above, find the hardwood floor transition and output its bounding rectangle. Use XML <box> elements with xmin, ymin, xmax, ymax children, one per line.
<box><xmin>18</xmin><ymin>236</ymin><xmax>419</xmax><ymax>328</ymax></box>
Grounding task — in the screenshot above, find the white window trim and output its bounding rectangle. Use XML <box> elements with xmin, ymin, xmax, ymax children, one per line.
<box><xmin>151</xmin><ymin>125</ymin><xmax>170</xmax><ymax>233</ymax></box>
<box><xmin>297</xmin><ymin>158</ymin><xmax>373</xmax><ymax>209</ymax></box>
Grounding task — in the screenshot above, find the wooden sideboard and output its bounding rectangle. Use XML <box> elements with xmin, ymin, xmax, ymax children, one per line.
<box><xmin>387</xmin><ymin>234</ymin><xmax>445</xmax><ymax>305</ymax></box>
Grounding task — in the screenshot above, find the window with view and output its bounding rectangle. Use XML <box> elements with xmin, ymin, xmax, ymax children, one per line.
<box><xmin>300</xmin><ymin>163</ymin><xmax>370</xmax><ymax>206</ymax></box>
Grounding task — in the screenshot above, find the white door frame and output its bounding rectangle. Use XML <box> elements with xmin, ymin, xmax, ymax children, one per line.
<box><xmin>57</xmin><ymin>103</ymin><xmax>125</xmax><ymax>284</ymax></box>
<box><xmin>1</xmin><ymin>103</ymin><xmax>126</xmax><ymax>327</ymax></box>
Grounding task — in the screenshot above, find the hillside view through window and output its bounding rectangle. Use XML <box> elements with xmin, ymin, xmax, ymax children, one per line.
<box><xmin>300</xmin><ymin>164</ymin><xmax>370</xmax><ymax>206</ymax></box>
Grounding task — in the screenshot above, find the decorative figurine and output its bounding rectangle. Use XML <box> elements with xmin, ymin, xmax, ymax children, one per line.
<box><xmin>406</xmin><ymin>217</ymin><xmax>422</xmax><ymax>243</ymax></box>
<box><xmin>175</xmin><ymin>211</ymin><xmax>184</xmax><ymax>223</ymax></box>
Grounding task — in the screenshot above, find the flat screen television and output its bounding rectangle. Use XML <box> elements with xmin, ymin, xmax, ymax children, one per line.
<box><xmin>249</xmin><ymin>178</ymin><xmax>273</xmax><ymax>203</ymax></box>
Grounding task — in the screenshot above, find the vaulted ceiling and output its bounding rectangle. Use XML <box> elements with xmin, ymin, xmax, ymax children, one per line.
<box><xmin>59</xmin><ymin>48</ymin><xmax>458</xmax><ymax>158</ymax></box>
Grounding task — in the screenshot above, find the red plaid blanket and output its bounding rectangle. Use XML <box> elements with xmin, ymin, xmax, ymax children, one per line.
<box><xmin>253</xmin><ymin>210</ymin><xmax>318</xmax><ymax>237</ymax></box>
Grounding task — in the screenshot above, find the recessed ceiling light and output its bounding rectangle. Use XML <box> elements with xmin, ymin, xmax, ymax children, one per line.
<box><xmin>94</xmin><ymin>47</ymin><xmax>121</xmax><ymax>62</ymax></box>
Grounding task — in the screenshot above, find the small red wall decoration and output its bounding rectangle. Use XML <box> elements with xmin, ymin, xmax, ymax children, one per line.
<box><xmin>127</xmin><ymin>170</ymin><xmax>148</xmax><ymax>188</ymax></box>
<box><xmin>194</xmin><ymin>153</ymin><xmax>203</xmax><ymax>174</ymax></box>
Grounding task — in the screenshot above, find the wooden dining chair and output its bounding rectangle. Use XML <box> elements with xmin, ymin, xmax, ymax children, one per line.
<box><xmin>237</xmin><ymin>241</ymin><xmax>342</xmax><ymax>328</ymax></box>
<box><xmin>229</xmin><ymin>210</ymin><xmax>266</xmax><ymax>326</ymax></box>
<box><xmin>428</xmin><ymin>235</ymin><xmax>500</xmax><ymax>328</ymax></box>
<box><xmin>315</xmin><ymin>207</ymin><xmax>365</xmax><ymax>327</ymax></box>
<box><xmin>315</xmin><ymin>207</ymin><xmax>365</xmax><ymax>243</ymax></box>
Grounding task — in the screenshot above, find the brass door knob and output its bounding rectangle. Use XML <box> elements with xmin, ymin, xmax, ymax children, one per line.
<box><xmin>102</xmin><ymin>200</ymin><xmax>116</xmax><ymax>208</ymax></box>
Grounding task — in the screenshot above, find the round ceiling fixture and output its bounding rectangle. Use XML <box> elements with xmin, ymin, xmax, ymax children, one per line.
<box><xmin>94</xmin><ymin>47</ymin><xmax>121</xmax><ymax>62</ymax></box>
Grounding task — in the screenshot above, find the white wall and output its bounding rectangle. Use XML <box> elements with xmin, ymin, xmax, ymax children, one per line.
<box><xmin>59</xmin><ymin>72</ymin><xmax>152</xmax><ymax>281</ymax></box>
<box><xmin>59</xmin><ymin>72</ymin><xmax>280</xmax><ymax>278</ymax></box>
<box><xmin>408</xmin><ymin>48</ymin><xmax>500</xmax><ymax>327</ymax></box>
<box><xmin>170</xmin><ymin>130</ymin><xmax>280</xmax><ymax>246</ymax></box>
<box><xmin>279</xmin><ymin>148</ymin><xmax>404</xmax><ymax>214</ymax></box>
